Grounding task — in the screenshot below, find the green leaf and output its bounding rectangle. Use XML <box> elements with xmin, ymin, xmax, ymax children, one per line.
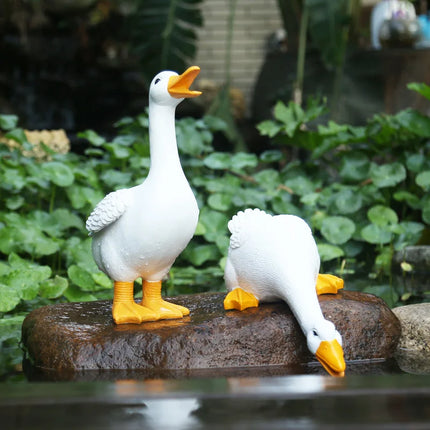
<box><xmin>67</xmin><ymin>265</ymin><xmax>96</xmax><ymax>291</ymax></box>
<box><xmin>284</xmin><ymin>176</ymin><xmax>316</xmax><ymax>196</ymax></box>
<box><xmin>254</xmin><ymin>169</ymin><xmax>281</xmax><ymax>191</ymax></box>
<box><xmin>104</xmin><ymin>143</ymin><xmax>131</xmax><ymax>159</ymax></box>
<box><xmin>395</xmin><ymin>109</ymin><xmax>430</xmax><ymax>137</ymax></box>
<box><xmin>52</xmin><ymin>209</ymin><xmax>84</xmax><ymax>231</ymax></box>
<box><xmin>361</xmin><ymin>224</ymin><xmax>392</xmax><ymax>244</ymax></box>
<box><xmin>42</xmin><ymin>162</ymin><xmax>74</xmax><ymax>187</ymax></box>
<box><xmin>335</xmin><ymin>189</ymin><xmax>363</xmax><ymax>214</ymax></box>
<box><xmin>260</xmin><ymin>150</ymin><xmax>283</xmax><ymax>163</ymax></box>
<box><xmin>231</xmin><ymin>152</ymin><xmax>258</xmax><ymax>171</ymax></box>
<box><xmin>64</xmin><ymin>285</ymin><xmax>96</xmax><ymax>302</ymax></box>
<box><xmin>407</xmin><ymin>82</ymin><xmax>430</xmax><ymax>101</ymax></box>
<box><xmin>5</xmin><ymin>128</ymin><xmax>28</xmax><ymax>145</ymax></box>
<box><xmin>5</xmin><ymin>195</ymin><xmax>25</xmax><ymax>210</ymax></box>
<box><xmin>339</xmin><ymin>152</ymin><xmax>370</xmax><ymax>182</ymax></box>
<box><xmin>423</xmin><ymin>200</ymin><xmax>430</xmax><ymax>224</ymax></box>
<box><xmin>39</xmin><ymin>276</ymin><xmax>69</xmax><ymax>299</ymax></box>
<box><xmin>257</xmin><ymin>120</ymin><xmax>282</xmax><ymax>138</ymax></box>
<box><xmin>406</xmin><ymin>153</ymin><xmax>425</xmax><ymax>173</ymax></box>
<box><xmin>0</xmin><ymin>285</ymin><xmax>21</xmax><ymax>312</ymax></box>
<box><xmin>317</xmin><ymin>243</ymin><xmax>344</xmax><ymax>262</ymax></box>
<box><xmin>416</xmin><ymin>170</ymin><xmax>430</xmax><ymax>191</ymax></box>
<box><xmin>92</xmin><ymin>272</ymin><xmax>113</xmax><ymax>290</ymax></box>
<box><xmin>367</xmin><ymin>205</ymin><xmax>398</xmax><ymax>226</ymax></box>
<box><xmin>78</xmin><ymin>130</ymin><xmax>106</xmax><ymax>146</ymax></box>
<box><xmin>127</xmin><ymin>0</ymin><xmax>203</xmax><ymax>80</ymax></box>
<box><xmin>198</xmin><ymin>208</ymin><xmax>229</xmax><ymax>242</ymax></box>
<box><xmin>183</xmin><ymin>244</ymin><xmax>219</xmax><ymax>266</ymax></box>
<box><xmin>271</xmin><ymin>196</ymin><xmax>301</xmax><ymax>216</ymax></box>
<box><xmin>208</xmin><ymin>193</ymin><xmax>232</xmax><ymax>211</ymax></box>
<box><xmin>370</xmin><ymin>162</ymin><xmax>406</xmax><ymax>188</ymax></box>
<box><xmin>393</xmin><ymin>191</ymin><xmax>421</xmax><ymax>209</ymax></box>
<box><xmin>203</xmin><ymin>152</ymin><xmax>231</xmax><ymax>170</ymax></box>
<box><xmin>0</xmin><ymin>114</ymin><xmax>18</xmax><ymax>131</ymax></box>
<box><xmin>321</xmin><ymin>216</ymin><xmax>356</xmax><ymax>245</ymax></box>
<box><xmin>362</xmin><ymin>285</ymin><xmax>398</xmax><ymax>308</ymax></box>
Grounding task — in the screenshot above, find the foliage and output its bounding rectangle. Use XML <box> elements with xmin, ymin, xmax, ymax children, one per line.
<box><xmin>1</xmin><ymin>83</ymin><xmax>430</xmax><ymax>378</ymax></box>
<box><xmin>126</xmin><ymin>0</ymin><xmax>204</xmax><ymax>81</ymax></box>
<box><xmin>258</xmin><ymin>83</ymin><xmax>430</xmax><ymax>304</ymax></box>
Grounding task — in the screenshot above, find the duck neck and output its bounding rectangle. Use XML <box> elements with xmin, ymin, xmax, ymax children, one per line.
<box><xmin>148</xmin><ymin>102</ymin><xmax>183</xmax><ymax>177</ymax></box>
<box><xmin>282</xmin><ymin>289</ymin><xmax>326</xmax><ymax>336</ymax></box>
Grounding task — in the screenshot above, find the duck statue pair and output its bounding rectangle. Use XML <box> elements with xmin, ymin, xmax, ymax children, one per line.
<box><xmin>86</xmin><ymin>66</ymin><xmax>346</xmax><ymax>377</ymax></box>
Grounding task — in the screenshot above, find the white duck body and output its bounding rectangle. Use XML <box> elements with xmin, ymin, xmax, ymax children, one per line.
<box><xmin>224</xmin><ymin>208</ymin><xmax>345</xmax><ymax>376</ymax></box>
<box><xmin>86</xmin><ymin>67</ymin><xmax>201</xmax><ymax>324</ymax></box>
<box><xmin>88</xmin><ymin>96</ymin><xmax>198</xmax><ymax>282</ymax></box>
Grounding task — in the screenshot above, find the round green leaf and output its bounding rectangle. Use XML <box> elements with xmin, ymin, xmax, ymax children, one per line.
<box><xmin>67</xmin><ymin>265</ymin><xmax>96</xmax><ymax>291</ymax></box>
<box><xmin>0</xmin><ymin>285</ymin><xmax>21</xmax><ymax>312</ymax></box>
<box><xmin>320</xmin><ymin>216</ymin><xmax>356</xmax><ymax>245</ymax></box>
<box><xmin>361</xmin><ymin>224</ymin><xmax>392</xmax><ymax>244</ymax></box>
<box><xmin>64</xmin><ymin>285</ymin><xmax>96</xmax><ymax>302</ymax></box>
<box><xmin>416</xmin><ymin>170</ymin><xmax>430</xmax><ymax>191</ymax></box>
<box><xmin>317</xmin><ymin>243</ymin><xmax>344</xmax><ymax>262</ymax></box>
<box><xmin>92</xmin><ymin>272</ymin><xmax>113</xmax><ymax>290</ymax></box>
<box><xmin>271</xmin><ymin>196</ymin><xmax>301</xmax><ymax>217</ymax></box>
<box><xmin>254</xmin><ymin>169</ymin><xmax>280</xmax><ymax>190</ymax></box>
<box><xmin>370</xmin><ymin>162</ymin><xmax>406</xmax><ymax>188</ymax></box>
<box><xmin>406</xmin><ymin>153</ymin><xmax>425</xmax><ymax>172</ymax></box>
<box><xmin>39</xmin><ymin>276</ymin><xmax>69</xmax><ymax>299</ymax></box>
<box><xmin>367</xmin><ymin>205</ymin><xmax>398</xmax><ymax>226</ymax></box>
<box><xmin>339</xmin><ymin>152</ymin><xmax>370</xmax><ymax>182</ymax></box>
<box><xmin>42</xmin><ymin>162</ymin><xmax>74</xmax><ymax>187</ymax></box>
<box><xmin>5</xmin><ymin>196</ymin><xmax>25</xmax><ymax>210</ymax></box>
<box><xmin>335</xmin><ymin>189</ymin><xmax>363</xmax><ymax>214</ymax></box>
<box><xmin>284</xmin><ymin>176</ymin><xmax>315</xmax><ymax>196</ymax></box>
<box><xmin>208</xmin><ymin>193</ymin><xmax>231</xmax><ymax>211</ymax></box>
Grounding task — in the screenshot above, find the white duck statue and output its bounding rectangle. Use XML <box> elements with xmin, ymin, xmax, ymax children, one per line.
<box><xmin>223</xmin><ymin>208</ymin><xmax>346</xmax><ymax>377</ymax></box>
<box><xmin>86</xmin><ymin>66</ymin><xmax>202</xmax><ymax>324</ymax></box>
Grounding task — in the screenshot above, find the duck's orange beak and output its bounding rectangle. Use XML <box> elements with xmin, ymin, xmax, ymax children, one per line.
<box><xmin>168</xmin><ymin>66</ymin><xmax>202</xmax><ymax>99</ymax></box>
<box><xmin>316</xmin><ymin>339</ymin><xmax>346</xmax><ymax>377</ymax></box>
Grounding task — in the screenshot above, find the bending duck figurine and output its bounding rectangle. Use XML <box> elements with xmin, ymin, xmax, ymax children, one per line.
<box><xmin>223</xmin><ymin>209</ymin><xmax>346</xmax><ymax>377</ymax></box>
<box><xmin>86</xmin><ymin>66</ymin><xmax>202</xmax><ymax>324</ymax></box>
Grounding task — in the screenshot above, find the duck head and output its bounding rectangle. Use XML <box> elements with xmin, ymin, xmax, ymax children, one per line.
<box><xmin>150</xmin><ymin>66</ymin><xmax>202</xmax><ymax>106</ymax></box>
<box><xmin>306</xmin><ymin>319</ymin><xmax>346</xmax><ymax>377</ymax></box>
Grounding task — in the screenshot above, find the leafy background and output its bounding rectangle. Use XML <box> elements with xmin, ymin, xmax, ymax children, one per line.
<box><xmin>1</xmin><ymin>83</ymin><xmax>430</xmax><ymax>379</ymax></box>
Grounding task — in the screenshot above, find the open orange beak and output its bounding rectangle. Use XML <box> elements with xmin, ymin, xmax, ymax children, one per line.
<box><xmin>316</xmin><ymin>339</ymin><xmax>346</xmax><ymax>377</ymax></box>
<box><xmin>168</xmin><ymin>66</ymin><xmax>202</xmax><ymax>99</ymax></box>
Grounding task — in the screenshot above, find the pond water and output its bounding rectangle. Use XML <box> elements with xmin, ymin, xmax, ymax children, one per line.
<box><xmin>2</xmin><ymin>373</ymin><xmax>430</xmax><ymax>429</ymax></box>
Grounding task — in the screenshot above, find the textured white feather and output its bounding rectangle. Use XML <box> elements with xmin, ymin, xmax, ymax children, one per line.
<box><xmin>86</xmin><ymin>189</ymin><xmax>131</xmax><ymax>235</ymax></box>
<box><xmin>227</xmin><ymin>208</ymin><xmax>271</xmax><ymax>249</ymax></box>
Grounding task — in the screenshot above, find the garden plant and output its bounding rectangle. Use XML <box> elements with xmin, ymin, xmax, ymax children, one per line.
<box><xmin>0</xmin><ymin>83</ymin><xmax>430</xmax><ymax>379</ymax></box>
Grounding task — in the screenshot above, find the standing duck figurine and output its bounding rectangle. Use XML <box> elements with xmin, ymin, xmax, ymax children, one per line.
<box><xmin>86</xmin><ymin>66</ymin><xmax>202</xmax><ymax>324</ymax></box>
<box><xmin>223</xmin><ymin>209</ymin><xmax>346</xmax><ymax>377</ymax></box>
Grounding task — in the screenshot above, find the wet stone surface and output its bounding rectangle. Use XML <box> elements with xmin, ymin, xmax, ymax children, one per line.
<box><xmin>22</xmin><ymin>291</ymin><xmax>401</xmax><ymax>378</ymax></box>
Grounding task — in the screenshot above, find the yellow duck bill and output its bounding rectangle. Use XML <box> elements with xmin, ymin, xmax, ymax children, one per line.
<box><xmin>315</xmin><ymin>339</ymin><xmax>346</xmax><ymax>377</ymax></box>
<box><xmin>168</xmin><ymin>66</ymin><xmax>202</xmax><ymax>99</ymax></box>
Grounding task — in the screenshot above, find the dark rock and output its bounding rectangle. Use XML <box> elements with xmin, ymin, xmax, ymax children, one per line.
<box><xmin>22</xmin><ymin>291</ymin><xmax>400</xmax><ymax>378</ymax></box>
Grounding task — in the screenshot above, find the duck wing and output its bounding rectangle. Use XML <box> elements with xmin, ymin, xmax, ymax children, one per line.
<box><xmin>228</xmin><ymin>208</ymin><xmax>272</xmax><ymax>249</ymax></box>
<box><xmin>86</xmin><ymin>188</ymin><xmax>132</xmax><ymax>235</ymax></box>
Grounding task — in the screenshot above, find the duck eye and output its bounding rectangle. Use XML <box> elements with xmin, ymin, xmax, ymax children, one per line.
<box><xmin>312</xmin><ymin>330</ymin><xmax>318</xmax><ymax>336</ymax></box>
<box><xmin>154</xmin><ymin>78</ymin><xmax>161</xmax><ymax>84</ymax></box>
